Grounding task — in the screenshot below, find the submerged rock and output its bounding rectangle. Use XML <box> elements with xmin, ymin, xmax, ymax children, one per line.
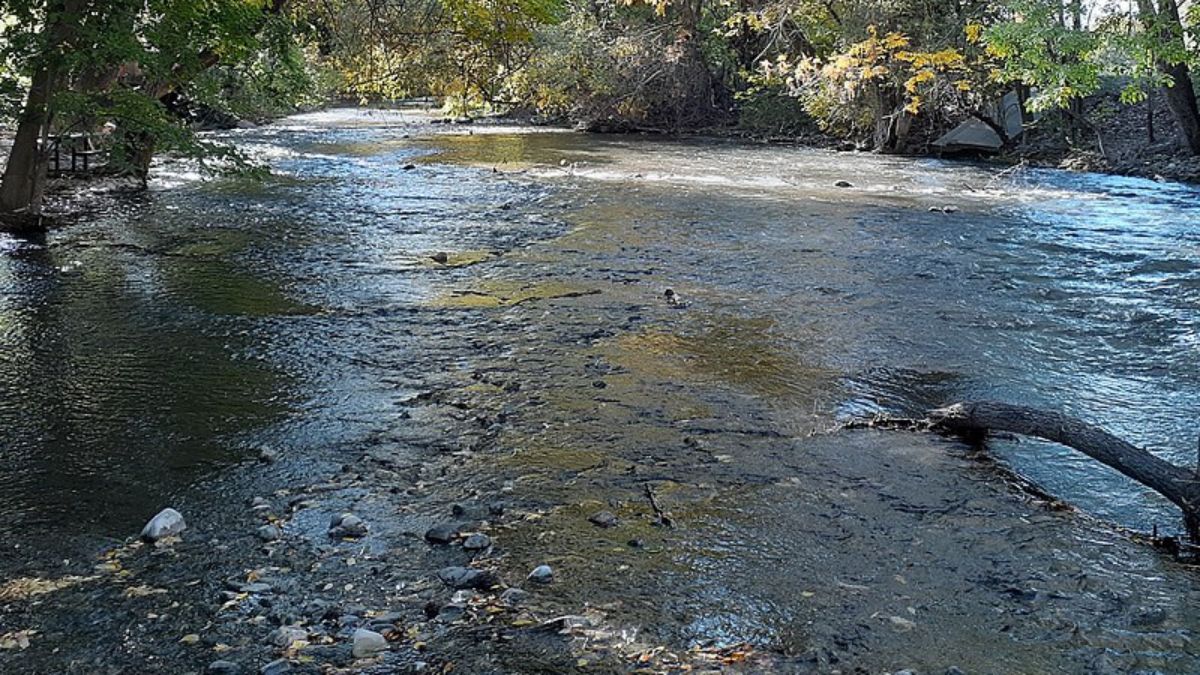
<box><xmin>256</xmin><ymin>524</ymin><xmax>282</xmax><ymax>542</ymax></box>
<box><xmin>499</xmin><ymin>588</ymin><xmax>529</xmax><ymax>606</ymax></box>
<box><xmin>267</xmin><ymin>625</ymin><xmax>307</xmax><ymax>648</ymax></box>
<box><xmin>141</xmin><ymin>508</ymin><xmax>186</xmax><ymax>542</ymax></box>
<box><xmin>437</xmin><ymin>566</ymin><xmax>497</xmax><ymax>590</ymax></box>
<box><xmin>351</xmin><ymin>628</ymin><xmax>388</xmax><ymax>658</ymax></box>
<box><xmin>462</xmin><ymin>533</ymin><xmax>491</xmax><ymax>550</ymax></box>
<box><xmin>588</xmin><ymin>511</ymin><xmax>619</xmax><ymax>528</ymax></box>
<box><xmin>206</xmin><ymin>661</ymin><xmax>242</xmax><ymax>675</ymax></box>
<box><xmin>528</xmin><ymin>564</ymin><xmax>554</xmax><ymax>584</ymax></box>
<box><xmin>260</xmin><ymin>659</ymin><xmax>291</xmax><ymax>675</ymax></box>
<box><xmin>424</xmin><ymin>523</ymin><xmax>459</xmax><ymax>544</ymax></box>
<box><xmin>835</xmin><ymin>180</ymin><xmax>854</xmax><ymax>188</ymax></box>
<box><xmin>328</xmin><ymin>513</ymin><xmax>368</xmax><ymax>539</ymax></box>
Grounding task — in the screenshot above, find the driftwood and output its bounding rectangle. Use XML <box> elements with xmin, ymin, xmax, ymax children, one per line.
<box><xmin>928</xmin><ymin>401</ymin><xmax>1200</xmax><ymax>541</ymax></box>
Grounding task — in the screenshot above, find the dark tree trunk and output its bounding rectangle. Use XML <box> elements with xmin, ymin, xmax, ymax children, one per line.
<box><xmin>1137</xmin><ymin>0</ymin><xmax>1200</xmax><ymax>155</ymax></box>
<box><xmin>0</xmin><ymin>0</ymin><xmax>86</xmax><ymax>220</ymax></box>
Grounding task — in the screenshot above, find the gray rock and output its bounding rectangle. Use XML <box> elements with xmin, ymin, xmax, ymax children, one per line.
<box><xmin>528</xmin><ymin>564</ymin><xmax>553</xmax><ymax>584</ymax></box>
<box><xmin>835</xmin><ymin>180</ymin><xmax>854</xmax><ymax>188</ymax></box>
<box><xmin>461</xmin><ymin>533</ymin><xmax>491</xmax><ymax>550</ymax></box>
<box><xmin>588</xmin><ymin>511</ymin><xmax>619</xmax><ymax>528</ymax></box>
<box><xmin>206</xmin><ymin>661</ymin><xmax>242</xmax><ymax>675</ymax></box>
<box><xmin>257</xmin><ymin>525</ymin><xmax>282</xmax><ymax>542</ymax></box>
<box><xmin>499</xmin><ymin>588</ymin><xmax>529</xmax><ymax>607</ymax></box>
<box><xmin>258</xmin><ymin>447</ymin><xmax>278</xmax><ymax>463</ymax></box>
<box><xmin>141</xmin><ymin>508</ymin><xmax>186</xmax><ymax>542</ymax></box>
<box><xmin>241</xmin><ymin>582</ymin><xmax>274</xmax><ymax>595</ymax></box>
<box><xmin>328</xmin><ymin>513</ymin><xmax>368</xmax><ymax>539</ymax></box>
<box><xmin>260</xmin><ymin>659</ymin><xmax>291</xmax><ymax>675</ymax></box>
<box><xmin>435</xmin><ymin>604</ymin><xmax>465</xmax><ymax>622</ymax></box>
<box><xmin>267</xmin><ymin>625</ymin><xmax>307</xmax><ymax>648</ymax></box>
<box><xmin>351</xmin><ymin>628</ymin><xmax>388</xmax><ymax>658</ymax></box>
<box><xmin>424</xmin><ymin>523</ymin><xmax>459</xmax><ymax>544</ymax></box>
<box><xmin>945</xmin><ymin>668</ymin><xmax>965</xmax><ymax>675</ymax></box>
<box><xmin>437</xmin><ymin>566</ymin><xmax>497</xmax><ymax>590</ymax></box>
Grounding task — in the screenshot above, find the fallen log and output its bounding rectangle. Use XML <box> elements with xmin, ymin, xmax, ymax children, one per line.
<box><xmin>928</xmin><ymin>401</ymin><xmax>1200</xmax><ymax>541</ymax></box>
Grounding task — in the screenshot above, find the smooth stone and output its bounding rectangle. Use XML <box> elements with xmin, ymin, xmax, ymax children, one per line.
<box><xmin>834</xmin><ymin>180</ymin><xmax>854</xmax><ymax>188</ymax></box>
<box><xmin>206</xmin><ymin>660</ymin><xmax>242</xmax><ymax>675</ymax></box>
<box><xmin>403</xmin><ymin>164</ymin><xmax>417</xmax><ymax>170</ymax></box>
<box><xmin>588</xmin><ymin>511</ymin><xmax>619</xmax><ymax>528</ymax></box>
<box><xmin>328</xmin><ymin>513</ymin><xmax>368</xmax><ymax>539</ymax></box>
<box><xmin>461</xmin><ymin>533</ymin><xmax>491</xmax><ymax>550</ymax></box>
<box><xmin>424</xmin><ymin>523</ymin><xmax>459</xmax><ymax>544</ymax></box>
<box><xmin>528</xmin><ymin>564</ymin><xmax>553</xmax><ymax>583</ymax></box>
<box><xmin>437</xmin><ymin>566</ymin><xmax>496</xmax><ymax>590</ymax></box>
<box><xmin>351</xmin><ymin>628</ymin><xmax>388</xmax><ymax>658</ymax></box>
<box><xmin>256</xmin><ymin>525</ymin><xmax>282</xmax><ymax>542</ymax></box>
<box><xmin>267</xmin><ymin>625</ymin><xmax>307</xmax><ymax>648</ymax></box>
<box><xmin>435</xmin><ymin>605</ymin><xmax>465</xmax><ymax>622</ymax></box>
<box><xmin>141</xmin><ymin>508</ymin><xmax>186</xmax><ymax>542</ymax></box>
<box><xmin>499</xmin><ymin>588</ymin><xmax>529</xmax><ymax>606</ymax></box>
<box><xmin>260</xmin><ymin>659</ymin><xmax>291</xmax><ymax>675</ymax></box>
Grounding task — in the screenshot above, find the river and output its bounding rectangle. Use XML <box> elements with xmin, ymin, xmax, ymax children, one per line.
<box><xmin>3</xmin><ymin>107</ymin><xmax>1200</xmax><ymax>672</ymax></box>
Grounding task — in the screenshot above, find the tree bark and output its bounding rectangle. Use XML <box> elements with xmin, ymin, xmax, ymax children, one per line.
<box><xmin>929</xmin><ymin>401</ymin><xmax>1200</xmax><ymax>540</ymax></box>
<box><xmin>0</xmin><ymin>0</ymin><xmax>87</xmax><ymax>220</ymax></box>
<box><xmin>1136</xmin><ymin>0</ymin><xmax>1200</xmax><ymax>155</ymax></box>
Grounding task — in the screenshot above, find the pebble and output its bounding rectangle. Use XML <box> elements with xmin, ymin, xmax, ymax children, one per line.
<box><xmin>461</xmin><ymin>533</ymin><xmax>491</xmax><ymax>550</ymax></box>
<box><xmin>250</xmin><ymin>497</ymin><xmax>271</xmax><ymax>512</ymax></box>
<box><xmin>835</xmin><ymin>180</ymin><xmax>854</xmax><ymax>188</ymax></box>
<box><xmin>206</xmin><ymin>661</ymin><xmax>242</xmax><ymax>675</ymax></box>
<box><xmin>437</xmin><ymin>566</ymin><xmax>497</xmax><ymax>590</ymax></box>
<box><xmin>328</xmin><ymin>513</ymin><xmax>368</xmax><ymax>539</ymax></box>
<box><xmin>403</xmin><ymin>164</ymin><xmax>417</xmax><ymax>171</ymax></box>
<box><xmin>528</xmin><ymin>564</ymin><xmax>554</xmax><ymax>584</ymax></box>
<box><xmin>267</xmin><ymin>625</ymin><xmax>307</xmax><ymax>648</ymax></box>
<box><xmin>351</xmin><ymin>628</ymin><xmax>388</xmax><ymax>658</ymax></box>
<box><xmin>424</xmin><ymin>523</ymin><xmax>460</xmax><ymax>544</ymax></box>
<box><xmin>499</xmin><ymin>588</ymin><xmax>529</xmax><ymax>606</ymax></box>
<box><xmin>141</xmin><ymin>508</ymin><xmax>186</xmax><ymax>542</ymax></box>
<box><xmin>588</xmin><ymin>511</ymin><xmax>619</xmax><ymax>528</ymax></box>
<box><xmin>256</xmin><ymin>525</ymin><xmax>282</xmax><ymax>542</ymax></box>
<box><xmin>260</xmin><ymin>659</ymin><xmax>291</xmax><ymax>675</ymax></box>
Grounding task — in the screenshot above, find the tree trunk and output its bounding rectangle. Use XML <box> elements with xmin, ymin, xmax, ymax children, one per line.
<box><xmin>1137</xmin><ymin>0</ymin><xmax>1200</xmax><ymax>155</ymax></box>
<box><xmin>929</xmin><ymin>401</ymin><xmax>1200</xmax><ymax>541</ymax></box>
<box><xmin>0</xmin><ymin>66</ymin><xmax>57</xmax><ymax>216</ymax></box>
<box><xmin>0</xmin><ymin>0</ymin><xmax>86</xmax><ymax>220</ymax></box>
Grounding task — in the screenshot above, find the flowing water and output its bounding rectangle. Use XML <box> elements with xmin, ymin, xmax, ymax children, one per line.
<box><xmin>3</xmin><ymin>108</ymin><xmax>1200</xmax><ymax>671</ymax></box>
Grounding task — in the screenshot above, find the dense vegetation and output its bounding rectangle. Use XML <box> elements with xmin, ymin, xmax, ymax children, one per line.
<box><xmin>2</xmin><ymin>0</ymin><xmax>1199</xmax><ymax>224</ymax></box>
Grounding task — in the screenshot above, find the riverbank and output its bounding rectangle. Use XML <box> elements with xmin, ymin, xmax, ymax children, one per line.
<box><xmin>4</xmin><ymin>108</ymin><xmax>1200</xmax><ymax>673</ymax></box>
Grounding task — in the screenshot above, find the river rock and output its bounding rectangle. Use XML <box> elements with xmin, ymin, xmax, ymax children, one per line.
<box><xmin>351</xmin><ymin>628</ymin><xmax>388</xmax><ymax>658</ymax></box>
<box><xmin>206</xmin><ymin>660</ymin><xmax>242</xmax><ymax>675</ymax></box>
<box><xmin>588</xmin><ymin>511</ymin><xmax>619</xmax><ymax>528</ymax></box>
<box><xmin>461</xmin><ymin>533</ymin><xmax>491</xmax><ymax>550</ymax></box>
<box><xmin>267</xmin><ymin>625</ymin><xmax>307</xmax><ymax>648</ymax></box>
<box><xmin>437</xmin><ymin>566</ymin><xmax>497</xmax><ymax>590</ymax></box>
<box><xmin>834</xmin><ymin>180</ymin><xmax>854</xmax><ymax>188</ymax></box>
<box><xmin>140</xmin><ymin>508</ymin><xmax>186</xmax><ymax>542</ymax></box>
<box><xmin>424</xmin><ymin>523</ymin><xmax>459</xmax><ymax>544</ymax></box>
<box><xmin>260</xmin><ymin>659</ymin><xmax>291</xmax><ymax>675</ymax></box>
<box><xmin>403</xmin><ymin>164</ymin><xmax>417</xmax><ymax>171</ymax></box>
<box><xmin>258</xmin><ymin>447</ymin><xmax>278</xmax><ymax>463</ymax></box>
<box><xmin>257</xmin><ymin>524</ymin><xmax>282</xmax><ymax>542</ymax></box>
<box><xmin>528</xmin><ymin>564</ymin><xmax>553</xmax><ymax>583</ymax></box>
<box><xmin>499</xmin><ymin>588</ymin><xmax>529</xmax><ymax>607</ymax></box>
<box><xmin>329</xmin><ymin>513</ymin><xmax>367</xmax><ymax>539</ymax></box>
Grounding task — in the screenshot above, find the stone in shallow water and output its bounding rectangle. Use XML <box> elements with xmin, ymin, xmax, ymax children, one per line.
<box><xmin>588</xmin><ymin>511</ymin><xmax>619</xmax><ymax>528</ymax></box>
<box><xmin>351</xmin><ymin>628</ymin><xmax>388</xmax><ymax>658</ymax></box>
<box><xmin>267</xmin><ymin>625</ymin><xmax>307</xmax><ymax>648</ymax></box>
<box><xmin>424</xmin><ymin>523</ymin><xmax>459</xmax><ymax>544</ymax></box>
<box><xmin>437</xmin><ymin>566</ymin><xmax>497</xmax><ymax>590</ymax></box>
<box><xmin>328</xmin><ymin>513</ymin><xmax>368</xmax><ymax>539</ymax></box>
<box><xmin>206</xmin><ymin>660</ymin><xmax>242</xmax><ymax>675</ymax></box>
<box><xmin>256</xmin><ymin>524</ymin><xmax>282</xmax><ymax>542</ymax></box>
<box><xmin>528</xmin><ymin>565</ymin><xmax>553</xmax><ymax>584</ymax></box>
<box><xmin>462</xmin><ymin>533</ymin><xmax>491</xmax><ymax>550</ymax></box>
<box><xmin>499</xmin><ymin>588</ymin><xmax>529</xmax><ymax>606</ymax></box>
<box><xmin>259</xmin><ymin>659</ymin><xmax>291</xmax><ymax>675</ymax></box>
<box><xmin>141</xmin><ymin>508</ymin><xmax>186</xmax><ymax>542</ymax></box>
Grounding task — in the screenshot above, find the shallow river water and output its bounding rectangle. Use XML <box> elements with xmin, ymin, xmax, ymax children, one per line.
<box><xmin>3</xmin><ymin>108</ymin><xmax>1200</xmax><ymax>672</ymax></box>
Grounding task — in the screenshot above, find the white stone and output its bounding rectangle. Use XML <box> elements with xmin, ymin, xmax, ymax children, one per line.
<box><xmin>141</xmin><ymin>508</ymin><xmax>186</xmax><ymax>542</ymax></box>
